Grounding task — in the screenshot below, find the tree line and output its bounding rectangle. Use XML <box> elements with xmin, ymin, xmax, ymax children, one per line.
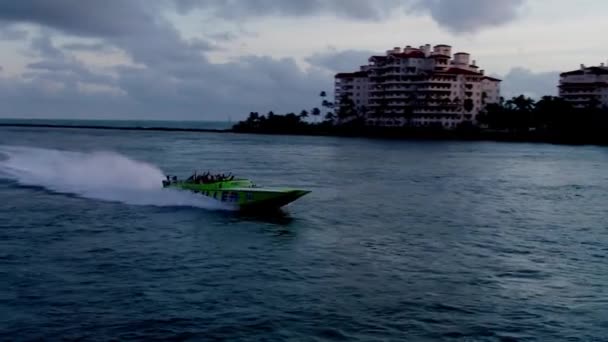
<box><xmin>231</xmin><ymin>91</ymin><xmax>338</xmax><ymax>133</ymax></box>
<box><xmin>232</xmin><ymin>91</ymin><xmax>608</xmax><ymax>143</ymax></box>
<box><xmin>478</xmin><ymin>95</ymin><xmax>608</xmax><ymax>136</ymax></box>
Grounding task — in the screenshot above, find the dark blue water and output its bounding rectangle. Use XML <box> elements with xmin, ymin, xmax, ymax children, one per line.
<box><xmin>1</xmin><ymin>126</ymin><xmax>608</xmax><ymax>341</ymax></box>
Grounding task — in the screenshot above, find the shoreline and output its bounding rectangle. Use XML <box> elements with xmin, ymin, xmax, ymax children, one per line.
<box><xmin>0</xmin><ymin>123</ymin><xmax>231</xmax><ymax>133</ymax></box>
<box><xmin>1</xmin><ymin>122</ymin><xmax>607</xmax><ymax>146</ymax></box>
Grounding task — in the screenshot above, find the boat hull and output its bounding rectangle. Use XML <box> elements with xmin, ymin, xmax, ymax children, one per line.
<box><xmin>163</xmin><ymin>180</ymin><xmax>309</xmax><ymax>210</ymax></box>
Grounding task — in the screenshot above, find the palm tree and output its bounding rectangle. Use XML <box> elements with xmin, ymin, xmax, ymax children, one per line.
<box><xmin>322</xmin><ymin>99</ymin><xmax>334</xmax><ymax>109</ymax></box>
<box><xmin>506</xmin><ymin>95</ymin><xmax>535</xmax><ymax>113</ymax></box>
<box><xmin>299</xmin><ymin>110</ymin><xmax>309</xmax><ymax>119</ymax></box>
<box><xmin>324</xmin><ymin>112</ymin><xmax>336</xmax><ymax>122</ymax></box>
<box><xmin>246</xmin><ymin>112</ymin><xmax>259</xmax><ymax>124</ymax></box>
<box><xmin>311</xmin><ymin>107</ymin><xmax>321</xmax><ymax>121</ymax></box>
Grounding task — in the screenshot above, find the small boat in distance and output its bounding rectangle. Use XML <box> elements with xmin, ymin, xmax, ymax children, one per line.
<box><xmin>162</xmin><ymin>171</ymin><xmax>310</xmax><ymax>211</ymax></box>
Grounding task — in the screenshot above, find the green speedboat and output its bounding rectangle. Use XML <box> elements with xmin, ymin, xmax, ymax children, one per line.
<box><xmin>162</xmin><ymin>172</ymin><xmax>310</xmax><ymax>211</ymax></box>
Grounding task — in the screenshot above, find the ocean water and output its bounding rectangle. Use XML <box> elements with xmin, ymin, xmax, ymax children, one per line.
<box><xmin>1</xmin><ymin>125</ymin><xmax>608</xmax><ymax>341</ymax></box>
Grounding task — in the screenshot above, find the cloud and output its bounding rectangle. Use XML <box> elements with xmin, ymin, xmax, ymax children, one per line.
<box><xmin>306</xmin><ymin>49</ymin><xmax>375</xmax><ymax>73</ymax></box>
<box><xmin>412</xmin><ymin>0</ymin><xmax>525</xmax><ymax>33</ymax></box>
<box><xmin>62</xmin><ymin>42</ymin><xmax>112</xmax><ymax>52</ymax></box>
<box><xmin>207</xmin><ymin>31</ymin><xmax>239</xmax><ymax>42</ymax></box>
<box><xmin>0</xmin><ymin>60</ymin><xmax>330</xmax><ymax>120</ymax></box>
<box><xmin>0</xmin><ymin>1</ymin><xmax>336</xmax><ymax>120</ymax></box>
<box><xmin>0</xmin><ymin>25</ymin><xmax>28</xmax><ymax>40</ymax></box>
<box><xmin>29</xmin><ymin>34</ymin><xmax>63</xmax><ymax>58</ymax></box>
<box><xmin>0</xmin><ymin>0</ymin><xmax>160</xmax><ymax>37</ymax></box>
<box><xmin>0</xmin><ymin>1</ymin><xmax>527</xmax><ymax>53</ymax></box>
<box><xmin>0</xmin><ymin>30</ymin><xmax>332</xmax><ymax>120</ymax></box>
<box><xmin>174</xmin><ymin>0</ymin><xmax>402</xmax><ymax>21</ymax></box>
<box><xmin>174</xmin><ymin>0</ymin><xmax>525</xmax><ymax>32</ymax></box>
<box><xmin>499</xmin><ymin>67</ymin><xmax>559</xmax><ymax>99</ymax></box>
<box><xmin>0</xmin><ymin>0</ymin><xmax>528</xmax><ymax>121</ymax></box>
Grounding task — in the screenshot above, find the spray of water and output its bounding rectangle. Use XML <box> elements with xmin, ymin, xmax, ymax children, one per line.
<box><xmin>0</xmin><ymin>145</ymin><xmax>232</xmax><ymax>210</ymax></box>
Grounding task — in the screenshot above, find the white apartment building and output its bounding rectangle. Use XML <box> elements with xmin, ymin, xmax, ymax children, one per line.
<box><xmin>334</xmin><ymin>69</ymin><xmax>369</xmax><ymax>112</ymax></box>
<box><xmin>559</xmin><ymin>63</ymin><xmax>608</xmax><ymax>108</ymax></box>
<box><xmin>334</xmin><ymin>44</ymin><xmax>501</xmax><ymax>128</ymax></box>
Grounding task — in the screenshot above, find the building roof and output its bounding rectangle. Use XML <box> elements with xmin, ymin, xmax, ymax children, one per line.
<box><xmin>391</xmin><ymin>51</ymin><xmax>426</xmax><ymax>58</ymax></box>
<box><xmin>482</xmin><ymin>76</ymin><xmax>502</xmax><ymax>82</ymax></box>
<box><xmin>437</xmin><ymin>68</ymin><xmax>483</xmax><ymax>76</ymax></box>
<box><xmin>335</xmin><ymin>71</ymin><xmax>368</xmax><ymax>79</ymax></box>
<box><xmin>369</xmin><ymin>55</ymin><xmax>387</xmax><ymax>61</ymax></box>
<box><xmin>561</xmin><ymin>66</ymin><xmax>608</xmax><ymax>76</ymax></box>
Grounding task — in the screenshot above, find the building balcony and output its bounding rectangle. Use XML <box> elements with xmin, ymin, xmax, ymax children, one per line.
<box><xmin>418</xmin><ymin>88</ymin><xmax>452</xmax><ymax>93</ymax></box>
<box><xmin>424</xmin><ymin>78</ymin><xmax>457</xmax><ymax>83</ymax></box>
<box><xmin>413</xmin><ymin>109</ymin><xmax>462</xmax><ymax>115</ymax></box>
<box><xmin>560</xmin><ymin>90</ymin><xmax>603</xmax><ymax>96</ymax></box>
<box><xmin>383</xmin><ymin>86</ymin><xmax>416</xmax><ymax>91</ymax></box>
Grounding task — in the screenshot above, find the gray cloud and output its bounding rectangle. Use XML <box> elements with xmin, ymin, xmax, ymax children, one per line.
<box><xmin>306</xmin><ymin>49</ymin><xmax>375</xmax><ymax>73</ymax></box>
<box><xmin>207</xmin><ymin>31</ymin><xmax>239</xmax><ymax>42</ymax></box>
<box><xmin>62</xmin><ymin>42</ymin><xmax>112</xmax><ymax>52</ymax></box>
<box><xmin>30</xmin><ymin>34</ymin><xmax>63</xmax><ymax>58</ymax></box>
<box><xmin>174</xmin><ymin>0</ymin><xmax>401</xmax><ymax>21</ymax></box>
<box><xmin>0</xmin><ymin>30</ymin><xmax>332</xmax><ymax>120</ymax></box>
<box><xmin>0</xmin><ymin>25</ymin><xmax>28</xmax><ymax>40</ymax></box>
<box><xmin>23</xmin><ymin>35</ymin><xmax>117</xmax><ymax>87</ymax></box>
<box><xmin>175</xmin><ymin>0</ymin><xmax>525</xmax><ymax>32</ymax></box>
<box><xmin>0</xmin><ymin>0</ymin><xmax>159</xmax><ymax>37</ymax></box>
<box><xmin>413</xmin><ymin>0</ymin><xmax>525</xmax><ymax>33</ymax></box>
<box><xmin>0</xmin><ymin>1</ymin><xmax>528</xmax><ymax>44</ymax></box>
<box><xmin>0</xmin><ymin>0</ymin><xmax>529</xmax><ymax>121</ymax></box>
<box><xmin>499</xmin><ymin>67</ymin><xmax>559</xmax><ymax>99</ymax></box>
<box><xmin>0</xmin><ymin>1</ymin><xmax>334</xmax><ymax>120</ymax></box>
<box><xmin>0</xmin><ymin>61</ymin><xmax>331</xmax><ymax>120</ymax></box>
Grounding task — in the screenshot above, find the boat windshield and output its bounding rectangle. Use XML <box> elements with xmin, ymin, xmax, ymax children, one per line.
<box><xmin>188</xmin><ymin>171</ymin><xmax>234</xmax><ymax>184</ymax></box>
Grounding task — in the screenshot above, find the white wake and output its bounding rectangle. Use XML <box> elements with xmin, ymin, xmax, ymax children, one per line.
<box><xmin>0</xmin><ymin>145</ymin><xmax>231</xmax><ymax>210</ymax></box>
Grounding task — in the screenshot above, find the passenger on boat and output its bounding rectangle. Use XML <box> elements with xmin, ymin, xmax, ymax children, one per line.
<box><xmin>186</xmin><ymin>172</ymin><xmax>235</xmax><ymax>183</ymax></box>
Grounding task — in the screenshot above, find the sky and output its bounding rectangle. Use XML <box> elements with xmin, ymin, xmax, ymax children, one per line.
<box><xmin>0</xmin><ymin>0</ymin><xmax>606</xmax><ymax>121</ymax></box>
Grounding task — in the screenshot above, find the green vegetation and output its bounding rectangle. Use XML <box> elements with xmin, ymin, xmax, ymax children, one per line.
<box><xmin>232</xmin><ymin>92</ymin><xmax>608</xmax><ymax>145</ymax></box>
<box><xmin>231</xmin><ymin>92</ymin><xmax>337</xmax><ymax>134</ymax></box>
<box><xmin>477</xmin><ymin>95</ymin><xmax>608</xmax><ymax>143</ymax></box>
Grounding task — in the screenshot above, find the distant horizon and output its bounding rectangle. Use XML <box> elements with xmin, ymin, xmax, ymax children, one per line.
<box><xmin>0</xmin><ymin>117</ymin><xmax>233</xmax><ymax>123</ymax></box>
